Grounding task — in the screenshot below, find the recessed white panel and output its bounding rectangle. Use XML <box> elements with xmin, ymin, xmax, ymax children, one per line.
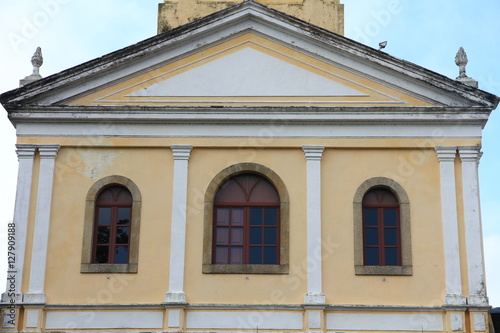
<box><xmin>45</xmin><ymin>311</ymin><xmax>163</xmax><ymax>329</ymax></box>
<box><xmin>128</xmin><ymin>47</ymin><xmax>366</xmax><ymax>97</ymax></box>
<box><xmin>186</xmin><ymin>311</ymin><xmax>303</xmax><ymax>329</ymax></box>
<box><xmin>327</xmin><ymin>313</ymin><xmax>443</xmax><ymax>331</ymax></box>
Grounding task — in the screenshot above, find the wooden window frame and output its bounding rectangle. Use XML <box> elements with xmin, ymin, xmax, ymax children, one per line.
<box><xmin>353</xmin><ymin>177</ymin><xmax>412</xmax><ymax>276</ymax></box>
<box><xmin>362</xmin><ymin>192</ymin><xmax>401</xmax><ymax>266</ymax></box>
<box><xmin>81</xmin><ymin>175</ymin><xmax>141</xmax><ymax>274</ymax></box>
<box><xmin>203</xmin><ymin>163</ymin><xmax>289</xmax><ymax>274</ymax></box>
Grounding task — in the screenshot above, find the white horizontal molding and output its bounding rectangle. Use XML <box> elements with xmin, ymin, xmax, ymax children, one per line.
<box><xmin>326</xmin><ymin>313</ymin><xmax>444</xmax><ymax>331</ymax></box>
<box><xmin>15</xmin><ymin>122</ymin><xmax>483</xmax><ymax>139</ymax></box>
<box><xmin>45</xmin><ymin>311</ymin><xmax>163</xmax><ymax>330</ymax></box>
<box><xmin>186</xmin><ymin>311</ymin><xmax>303</xmax><ymax>330</ymax></box>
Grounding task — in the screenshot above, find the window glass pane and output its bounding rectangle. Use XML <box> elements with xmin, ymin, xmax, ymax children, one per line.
<box><xmin>231</xmin><ymin>227</ymin><xmax>244</xmax><ymax>245</ymax></box>
<box><xmin>249</xmin><ymin>247</ymin><xmax>262</xmax><ymax>264</ymax></box>
<box><xmin>365</xmin><ymin>228</ymin><xmax>379</xmax><ymax>246</ymax></box>
<box><xmin>97</xmin><ymin>226</ymin><xmax>110</xmax><ymax>244</ymax></box>
<box><xmin>114</xmin><ymin>246</ymin><xmax>128</xmax><ymax>263</ymax></box>
<box><xmin>385</xmin><ymin>248</ymin><xmax>399</xmax><ymax>266</ymax></box>
<box><xmin>384</xmin><ymin>209</ymin><xmax>397</xmax><ymax>226</ymax></box>
<box><xmin>264</xmin><ymin>247</ymin><xmax>277</xmax><ymax>264</ymax></box>
<box><xmin>250</xmin><ymin>227</ymin><xmax>262</xmax><ymax>245</ymax></box>
<box><xmin>249</xmin><ymin>179</ymin><xmax>279</xmax><ymax>203</ymax></box>
<box><xmin>97</xmin><ymin>189</ymin><xmax>114</xmax><ymax>203</ymax></box>
<box><xmin>384</xmin><ymin>228</ymin><xmax>398</xmax><ymax>246</ymax></box>
<box><xmin>215</xmin><ymin>179</ymin><xmax>246</xmax><ymax>202</ymax></box>
<box><xmin>364</xmin><ymin>209</ymin><xmax>378</xmax><ymax>227</ymax></box>
<box><xmin>216</xmin><ymin>208</ymin><xmax>230</xmax><ymax>225</ymax></box>
<box><xmin>216</xmin><ymin>227</ymin><xmax>229</xmax><ymax>245</ymax></box>
<box><xmin>116</xmin><ymin>189</ymin><xmax>132</xmax><ymax>202</ymax></box>
<box><xmin>264</xmin><ymin>228</ymin><xmax>277</xmax><ymax>245</ymax></box>
<box><xmin>230</xmin><ymin>247</ymin><xmax>243</xmax><ymax>264</ymax></box>
<box><xmin>215</xmin><ymin>247</ymin><xmax>228</xmax><ymax>264</ymax></box>
<box><xmin>98</xmin><ymin>208</ymin><xmax>111</xmax><ymax>225</ymax></box>
<box><xmin>231</xmin><ymin>208</ymin><xmax>244</xmax><ymax>226</ymax></box>
<box><xmin>250</xmin><ymin>208</ymin><xmax>262</xmax><ymax>225</ymax></box>
<box><xmin>116</xmin><ymin>227</ymin><xmax>129</xmax><ymax>244</ymax></box>
<box><xmin>264</xmin><ymin>208</ymin><xmax>277</xmax><ymax>225</ymax></box>
<box><xmin>365</xmin><ymin>248</ymin><xmax>379</xmax><ymax>265</ymax></box>
<box><xmin>95</xmin><ymin>246</ymin><xmax>109</xmax><ymax>263</ymax></box>
<box><xmin>117</xmin><ymin>208</ymin><xmax>131</xmax><ymax>225</ymax></box>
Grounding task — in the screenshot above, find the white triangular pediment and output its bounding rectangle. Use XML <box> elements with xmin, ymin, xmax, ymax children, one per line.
<box><xmin>127</xmin><ymin>47</ymin><xmax>366</xmax><ymax>97</ymax></box>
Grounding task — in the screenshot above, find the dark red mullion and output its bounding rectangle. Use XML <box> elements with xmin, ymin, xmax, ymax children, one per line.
<box><xmin>91</xmin><ymin>206</ymin><xmax>101</xmax><ymax>263</ymax></box>
<box><xmin>108</xmin><ymin>206</ymin><xmax>118</xmax><ymax>263</ymax></box>
<box><xmin>378</xmin><ymin>207</ymin><xmax>385</xmax><ymax>266</ymax></box>
<box><xmin>215</xmin><ymin>201</ymin><xmax>278</xmax><ymax>207</ymax></box>
<box><xmin>396</xmin><ymin>207</ymin><xmax>402</xmax><ymax>265</ymax></box>
<box><xmin>243</xmin><ymin>207</ymin><xmax>250</xmax><ymax>264</ymax></box>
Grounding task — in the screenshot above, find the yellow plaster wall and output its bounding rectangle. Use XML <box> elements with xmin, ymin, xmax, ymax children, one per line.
<box><xmin>31</xmin><ymin>136</ymin><xmax>478</xmax><ymax>305</ymax></box>
<box><xmin>157</xmin><ymin>0</ymin><xmax>344</xmax><ymax>35</ymax></box>
<box><xmin>44</xmin><ymin>147</ymin><xmax>174</xmax><ymax>304</ymax></box>
<box><xmin>322</xmin><ymin>148</ymin><xmax>445</xmax><ymax>305</ymax></box>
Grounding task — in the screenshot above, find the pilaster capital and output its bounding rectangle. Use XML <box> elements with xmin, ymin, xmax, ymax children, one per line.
<box><xmin>171</xmin><ymin>145</ymin><xmax>193</xmax><ymax>160</ymax></box>
<box><xmin>38</xmin><ymin>145</ymin><xmax>60</xmax><ymax>159</ymax></box>
<box><xmin>458</xmin><ymin>146</ymin><xmax>481</xmax><ymax>163</ymax></box>
<box><xmin>15</xmin><ymin>144</ymin><xmax>37</xmax><ymax>159</ymax></box>
<box><xmin>435</xmin><ymin>146</ymin><xmax>457</xmax><ymax>162</ymax></box>
<box><xmin>302</xmin><ymin>146</ymin><xmax>325</xmax><ymax>161</ymax></box>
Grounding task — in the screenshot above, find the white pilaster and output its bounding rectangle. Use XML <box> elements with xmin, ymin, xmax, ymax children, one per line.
<box><xmin>435</xmin><ymin>146</ymin><xmax>466</xmax><ymax>306</ymax></box>
<box><xmin>302</xmin><ymin>145</ymin><xmax>325</xmax><ymax>304</ymax></box>
<box><xmin>1</xmin><ymin>145</ymin><xmax>36</xmax><ymax>303</ymax></box>
<box><xmin>458</xmin><ymin>146</ymin><xmax>488</xmax><ymax>306</ymax></box>
<box><xmin>165</xmin><ymin>145</ymin><xmax>192</xmax><ymax>304</ymax></box>
<box><xmin>25</xmin><ymin>145</ymin><xmax>59</xmax><ymax>304</ymax></box>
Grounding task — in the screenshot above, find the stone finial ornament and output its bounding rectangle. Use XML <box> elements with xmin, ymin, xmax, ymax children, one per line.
<box><xmin>31</xmin><ymin>47</ymin><xmax>43</xmax><ymax>76</ymax></box>
<box><xmin>455</xmin><ymin>47</ymin><xmax>468</xmax><ymax>78</ymax></box>
<box><xmin>454</xmin><ymin>47</ymin><xmax>478</xmax><ymax>88</ymax></box>
<box><xmin>19</xmin><ymin>47</ymin><xmax>44</xmax><ymax>87</ymax></box>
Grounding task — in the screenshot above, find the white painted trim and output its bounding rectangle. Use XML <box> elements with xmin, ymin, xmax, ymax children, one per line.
<box><xmin>435</xmin><ymin>146</ymin><xmax>465</xmax><ymax>305</ymax></box>
<box><xmin>26</xmin><ymin>145</ymin><xmax>59</xmax><ymax>304</ymax></box>
<box><xmin>14</xmin><ymin>121</ymin><xmax>485</xmax><ymax>140</ymax></box>
<box><xmin>308</xmin><ymin>311</ymin><xmax>322</xmax><ymax>329</ymax></box>
<box><xmin>165</xmin><ymin>145</ymin><xmax>193</xmax><ymax>304</ymax></box>
<box><xmin>302</xmin><ymin>146</ymin><xmax>325</xmax><ymax>304</ymax></box>
<box><xmin>185</xmin><ymin>311</ymin><xmax>303</xmax><ymax>330</ymax></box>
<box><xmin>45</xmin><ymin>311</ymin><xmax>164</xmax><ymax>329</ymax></box>
<box><xmin>458</xmin><ymin>147</ymin><xmax>488</xmax><ymax>306</ymax></box>
<box><xmin>25</xmin><ymin>310</ymin><xmax>39</xmax><ymax>328</ymax></box>
<box><xmin>473</xmin><ymin>313</ymin><xmax>486</xmax><ymax>332</ymax></box>
<box><xmin>326</xmin><ymin>313</ymin><xmax>444</xmax><ymax>331</ymax></box>
<box><xmin>168</xmin><ymin>309</ymin><xmax>181</xmax><ymax>328</ymax></box>
<box><xmin>1</xmin><ymin>145</ymin><xmax>36</xmax><ymax>302</ymax></box>
<box><xmin>450</xmin><ymin>312</ymin><xmax>463</xmax><ymax>331</ymax></box>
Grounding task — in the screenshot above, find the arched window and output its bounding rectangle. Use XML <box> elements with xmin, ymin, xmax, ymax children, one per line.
<box><xmin>362</xmin><ymin>188</ymin><xmax>401</xmax><ymax>266</ymax></box>
<box><xmin>353</xmin><ymin>177</ymin><xmax>412</xmax><ymax>276</ymax></box>
<box><xmin>203</xmin><ymin>163</ymin><xmax>289</xmax><ymax>274</ymax></box>
<box><xmin>81</xmin><ymin>175</ymin><xmax>141</xmax><ymax>273</ymax></box>
<box><xmin>213</xmin><ymin>174</ymin><xmax>280</xmax><ymax>265</ymax></box>
<box><xmin>93</xmin><ymin>186</ymin><xmax>132</xmax><ymax>264</ymax></box>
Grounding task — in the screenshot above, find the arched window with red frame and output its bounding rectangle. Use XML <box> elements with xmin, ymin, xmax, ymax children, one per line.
<box><xmin>213</xmin><ymin>173</ymin><xmax>280</xmax><ymax>265</ymax></box>
<box><xmin>92</xmin><ymin>185</ymin><xmax>132</xmax><ymax>264</ymax></box>
<box><xmin>362</xmin><ymin>187</ymin><xmax>401</xmax><ymax>266</ymax></box>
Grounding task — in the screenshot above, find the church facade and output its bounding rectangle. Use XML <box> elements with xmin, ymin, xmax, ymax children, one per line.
<box><xmin>0</xmin><ymin>1</ymin><xmax>498</xmax><ymax>333</ymax></box>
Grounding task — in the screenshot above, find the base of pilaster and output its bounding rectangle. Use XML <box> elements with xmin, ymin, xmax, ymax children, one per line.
<box><xmin>22</xmin><ymin>293</ymin><xmax>46</xmax><ymax>304</ymax></box>
<box><xmin>165</xmin><ymin>292</ymin><xmax>187</xmax><ymax>304</ymax></box>
<box><xmin>304</xmin><ymin>293</ymin><xmax>326</xmax><ymax>305</ymax></box>
<box><xmin>1</xmin><ymin>292</ymin><xmax>22</xmax><ymax>303</ymax></box>
<box><xmin>444</xmin><ymin>294</ymin><xmax>467</xmax><ymax>307</ymax></box>
<box><xmin>468</xmin><ymin>295</ymin><xmax>489</xmax><ymax>307</ymax></box>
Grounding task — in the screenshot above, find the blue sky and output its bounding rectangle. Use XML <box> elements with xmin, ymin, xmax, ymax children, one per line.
<box><xmin>0</xmin><ymin>0</ymin><xmax>498</xmax><ymax>305</ymax></box>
